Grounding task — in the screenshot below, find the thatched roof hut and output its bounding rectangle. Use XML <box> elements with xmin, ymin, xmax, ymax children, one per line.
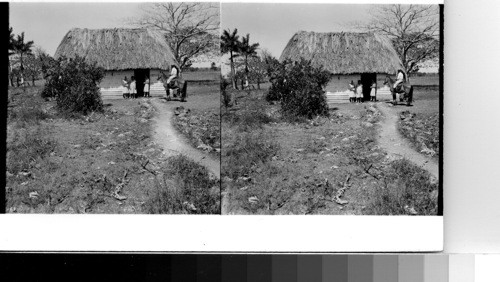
<box><xmin>54</xmin><ymin>28</ymin><xmax>177</xmax><ymax>70</ymax></box>
<box><xmin>280</xmin><ymin>31</ymin><xmax>403</xmax><ymax>74</ymax></box>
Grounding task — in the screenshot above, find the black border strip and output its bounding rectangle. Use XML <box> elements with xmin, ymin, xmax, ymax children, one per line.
<box><xmin>437</xmin><ymin>4</ymin><xmax>444</xmax><ymax>216</ymax></box>
<box><xmin>0</xmin><ymin>2</ymin><xmax>9</xmax><ymax>214</ymax></box>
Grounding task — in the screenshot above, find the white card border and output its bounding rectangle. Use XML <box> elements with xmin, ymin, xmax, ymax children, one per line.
<box><xmin>4</xmin><ymin>0</ymin><xmax>443</xmax><ymax>252</ymax></box>
<box><xmin>0</xmin><ymin>215</ymin><xmax>442</xmax><ymax>252</ymax></box>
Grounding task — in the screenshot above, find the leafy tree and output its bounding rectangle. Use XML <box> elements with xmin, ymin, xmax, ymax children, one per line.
<box><xmin>238</xmin><ymin>34</ymin><xmax>260</xmax><ymax>87</ymax></box>
<box><xmin>267</xmin><ymin>58</ymin><xmax>331</xmax><ymax>119</ymax></box>
<box><xmin>24</xmin><ymin>53</ymin><xmax>43</xmax><ymax>86</ymax></box>
<box><xmin>366</xmin><ymin>4</ymin><xmax>439</xmax><ymax>75</ymax></box>
<box><xmin>235</xmin><ymin>56</ymin><xmax>268</xmax><ymax>90</ymax></box>
<box><xmin>221</xmin><ymin>28</ymin><xmax>240</xmax><ymax>89</ymax></box>
<box><xmin>132</xmin><ymin>2</ymin><xmax>219</xmax><ymax>69</ymax></box>
<box><xmin>8</xmin><ymin>27</ymin><xmax>16</xmax><ymax>55</ymax></box>
<box><xmin>42</xmin><ymin>56</ymin><xmax>105</xmax><ymax>115</ymax></box>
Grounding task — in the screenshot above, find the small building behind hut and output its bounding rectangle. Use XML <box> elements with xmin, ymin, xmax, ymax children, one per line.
<box><xmin>54</xmin><ymin>28</ymin><xmax>178</xmax><ymax>98</ymax></box>
<box><xmin>280</xmin><ymin>31</ymin><xmax>404</xmax><ymax>104</ymax></box>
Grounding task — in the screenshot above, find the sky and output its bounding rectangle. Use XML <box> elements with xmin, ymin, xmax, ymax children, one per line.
<box><xmin>10</xmin><ymin>3</ymin><xmax>140</xmax><ymax>56</ymax></box>
<box><xmin>221</xmin><ymin>3</ymin><xmax>372</xmax><ymax>58</ymax></box>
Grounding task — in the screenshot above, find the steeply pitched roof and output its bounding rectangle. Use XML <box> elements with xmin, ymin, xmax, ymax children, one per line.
<box><xmin>54</xmin><ymin>28</ymin><xmax>177</xmax><ymax>70</ymax></box>
<box><xmin>280</xmin><ymin>31</ymin><xmax>403</xmax><ymax>74</ymax></box>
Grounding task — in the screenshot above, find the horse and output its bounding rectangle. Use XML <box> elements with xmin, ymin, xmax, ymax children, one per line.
<box><xmin>383</xmin><ymin>75</ymin><xmax>414</xmax><ymax>106</ymax></box>
<box><xmin>159</xmin><ymin>72</ymin><xmax>188</xmax><ymax>102</ymax></box>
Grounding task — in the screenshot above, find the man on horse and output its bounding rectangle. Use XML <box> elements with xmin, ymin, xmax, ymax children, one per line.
<box><xmin>394</xmin><ymin>69</ymin><xmax>405</xmax><ymax>92</ymax></box>
<box><xmin>384</xmin><ymin>69</ymin><xmax>414</xmax><ymax>106</ymax></box>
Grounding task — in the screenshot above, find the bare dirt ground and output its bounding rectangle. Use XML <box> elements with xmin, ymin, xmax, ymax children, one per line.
<box><xmin>377</xmin><ymin>102</ymin><xmax>438</xmax><ymax>179</ymax></box>
<box><xmin>151</xmin><ymin>98</ymin><xmax>220</xmax><ymax>178</ymax></box>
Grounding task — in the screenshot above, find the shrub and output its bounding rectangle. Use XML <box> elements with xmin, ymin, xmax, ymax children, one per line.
<box><xmin>266</xmin><ymin>58</ymin><xmax>331</xmax><ymax>119</ymax></box>
<box><xmin>41</xmin><ymin>55</ymin><xmax>105</xmax><ymax>115</ymax></box>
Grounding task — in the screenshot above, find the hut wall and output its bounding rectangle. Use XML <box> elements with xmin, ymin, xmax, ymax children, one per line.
<box><xmin>325</xmin><ymin>73</ymin><xmax>393</xmax><ymax>107</ymax></box>
<box><xmin>100</xmin><ymin>70</ymin><xmax>134</xmax><ymax>89</ymax></box>
<box><xmin>99</xmin><ymin>69</ymin><xmax>167</xmax><ymax>99</ymax></box>
<box><xmin>325</xmin><ymin>74</ymin><xmax>391</xmax><ymax>93</ymax></box>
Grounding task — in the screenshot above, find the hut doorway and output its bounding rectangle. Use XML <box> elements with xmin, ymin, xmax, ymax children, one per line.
<box><xmin>134</xmin><ymin>69</ymin><xmax>150</xmax><ymax>97</ymax></box>
<box><xmin>361</xmin><ymin>73</ymin><xmax>376</xmax><ymax>101</ymax></box>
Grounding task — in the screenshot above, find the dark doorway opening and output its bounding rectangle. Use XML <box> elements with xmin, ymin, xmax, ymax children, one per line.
<box><xmin>361</xmin><ymin>73</ymin><xmax>377</xmax><ymax>101</ymax></box>
<box><xmin>134</xmin><ymin>69</ymin><xmax>150</xmax><ymax>97</ymax></box>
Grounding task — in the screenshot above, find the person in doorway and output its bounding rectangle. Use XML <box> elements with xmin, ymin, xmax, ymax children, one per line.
<box><xmin>356</xmin><ymin>80</ymin><xmax>363</xmax><ymax>103</ymax></box>
<box><xmin>143</xmin><ymin>75</ymin><xmax>150</xmax><ymax>98</ymax></box>
<box><xmin>348</xmin><ymin>80</ymin><xmax>356</xmax><ymax>103</ymax></box>
<box><xmin>129</xmin><ymin>76</ymin><xmax>137</xmax><ymax>99</ymax></box>
<box><xmin>394</xmin><ymin>69</ymin><xmax>405</xmax><ymax>92</ymax></box>
<box><xmin>122</xmin><ymin>76</ymin><xmax>129</xmax><ymax>99</ymax></box>
<box><xmin>370</xmin><ymin>80</ymin><xmax>377</xmax><ymax>102</ymax></box>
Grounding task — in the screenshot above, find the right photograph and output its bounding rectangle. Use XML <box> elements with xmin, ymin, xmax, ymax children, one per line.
<box><xmin>221</xmin><ymin>3</ymin><xmax>442</xmax><ymax>215</ymax></box>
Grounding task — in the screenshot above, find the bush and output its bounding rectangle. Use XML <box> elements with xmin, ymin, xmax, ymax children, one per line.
<box><xmin>41</xmin><ymin>55</ymin><xmax>105</xmax><ymax>115</ymax></box>
<box><xmin>266</xmin><ymin>58</ymin><xmax>331</xmax><ymax>119</ymax></box>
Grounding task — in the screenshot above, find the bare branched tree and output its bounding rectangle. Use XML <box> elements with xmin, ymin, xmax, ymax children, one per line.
<box><xmin>131</xmin><ymin>2</ymin><xmax>220</xmax><ymax>69</ymax></box>
<box><xmin>367</xmin><ymin>4</ymin><xmax>439</xmax><ymax>75</ymax></box>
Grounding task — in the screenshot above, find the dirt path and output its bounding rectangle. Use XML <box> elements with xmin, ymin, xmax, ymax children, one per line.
<box><xmin>150</xmin><ymin>98</ymin><xmax>220</xmax><ymax>178</ymax></box>
<box><xmin>376</xmin><ymin>102</ymin><xmax>438</xmax><ymax>179</ymax></box>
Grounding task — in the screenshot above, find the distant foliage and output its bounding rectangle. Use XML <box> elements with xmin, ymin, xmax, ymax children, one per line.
<box><xmin>42</xmin><ymin>55</ymin><xmax>105</xmax><ymax>115</ymax></box>
<box><xmin>220</xmin><ymin>76</ymin><xmax>231</xmax><ymax>108</ymax></box>
<box><xmin>267</xmin><ymin>58</ymin><xmax>331</xmax><ymax>119</ymax></box>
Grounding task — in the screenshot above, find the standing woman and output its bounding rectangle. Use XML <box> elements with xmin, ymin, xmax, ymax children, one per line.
<box><xmin>129</xmin><ymin>76</ymin><xmax>137</xmax><ymax>99</ymax></box>
<box><xmin>143</xmin><ymin>75</ymin><xmax>150</xmax><ymax>98</ymax></box>
<box><xmin>122</xmin><ymin>76</ymin><xmax>129</xmax><ymax>99</ymax></box>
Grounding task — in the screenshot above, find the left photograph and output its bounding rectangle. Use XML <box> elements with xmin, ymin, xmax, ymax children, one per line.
<box><xmin>6</xmin><ymin>2</ymin><xmax>221</xmax><ymax>214</ymax></box>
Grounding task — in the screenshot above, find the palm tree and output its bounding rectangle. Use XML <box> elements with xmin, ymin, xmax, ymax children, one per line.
<box><xmin>9</xmin><ymin>27</ymin><xmax>16</xmax><ymax>54</ymax></box>
<box><xmin>221</xmin><ymin>28</ymin><xmax>240</xmax><ymax>89</ymax></box>
<box><xmin>239</xmin><ymin>34</ymin><xmax>259</xmax><ymax>88</ymax></box>
<box><xmin>14</xmin><ymin>32</ymin><xmax>34</xmax><ymax>88</ymax></box>
<box><xmin>9</xmin><ymin>27</ymin><xmax>17</xmax><ymax>87</ymax></box>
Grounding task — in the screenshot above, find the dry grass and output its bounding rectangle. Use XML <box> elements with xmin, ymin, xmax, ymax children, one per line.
<box><xmin>144</xmin><ymin>155</ymin><xmax>220</xmax><ymax>214</ymax></box>
<box><xmin>398</xmin><ymin>111</ymin><xmax>439</xmax><ymax>160</ymax></box>
<box><xmin>171</xmin><ymin>84</ymin><xmax>221</xmax><ymax>157</ymax></box>
<box><xmin>222</xmin><ymin>87</ymin><xmax>438</xmax><ymax>215</ymax></box>
<box><xmin>6</xmin><ymin>84</ymin><xmax>218</xmax><ymax>214</ymax></box>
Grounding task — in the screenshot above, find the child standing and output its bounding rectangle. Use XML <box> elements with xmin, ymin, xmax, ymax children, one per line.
<box><xmin>129</xmin><ymin>76</ymin><xmax>137</xmax><ymax>99</ymax></box>
<box><xmin>143</xmin><ymin>75</ymin><xmax>150</xmax><ymax>98</ymax></box>
<box><xmin>370</xmin><ymin>80</ymin><xmax>377</xmax><ymax>102</ymax></box>
<box><xmin>348</xmin><ymin>80</ymin><xmax>356</xmax><ymax>103</ymax></box>
<box><xmin>356</xmin><ymin>80</ymin><xmax>363</xmax><ymax>103</ymax></box>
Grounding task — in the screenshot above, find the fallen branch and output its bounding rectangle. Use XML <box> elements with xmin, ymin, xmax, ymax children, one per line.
<box><xmin>112</xmin><ymin>171</ymin><xmax>128</xmax><ymax>201</ymax></box>
<box><xmin>363</xmin><ymin>164</ymin><xmax>380</xmax><ymax>180</ymax></box>
<box><xmin>334</xmin><ymin>174</ymin><xmax>350</xmax><ymax>205</ymax></box>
